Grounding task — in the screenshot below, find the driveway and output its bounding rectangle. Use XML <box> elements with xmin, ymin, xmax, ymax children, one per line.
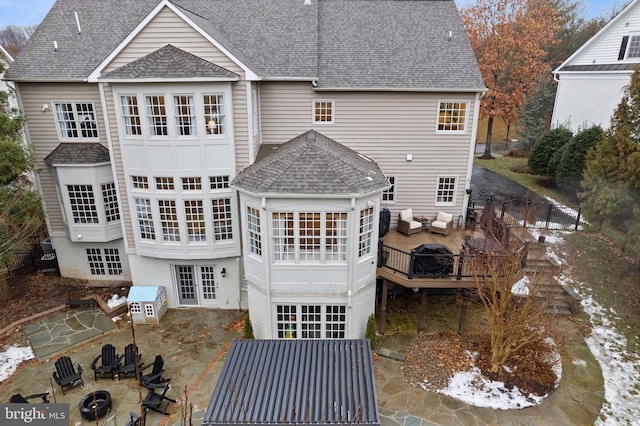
<box><xmin>470</xmin><ymin>165</ymin><xmax>547</xmax><ymax>205</ymax></box>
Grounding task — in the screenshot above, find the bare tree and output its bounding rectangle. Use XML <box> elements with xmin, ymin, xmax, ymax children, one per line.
<box><xmin>464</xmin><ymin>226</ymin><xmax>557</xmax><ymax>375</ymax></box>
<box><xmin>0</xmin><ymin>25</ymin><xmax>37</xmax><ymax>57</ymax></box>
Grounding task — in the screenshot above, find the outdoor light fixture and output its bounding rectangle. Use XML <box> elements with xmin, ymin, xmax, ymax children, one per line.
<box><xmin>221</xmin><ymin>267</ymin><xmax>226</xmax><ymax>278</ymax></box>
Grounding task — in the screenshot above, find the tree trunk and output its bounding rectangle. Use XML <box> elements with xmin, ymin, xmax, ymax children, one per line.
<box><xmin>480</xmin><ymin>115</ymin><xmax>495</xmax><ymax>159</ymax></box>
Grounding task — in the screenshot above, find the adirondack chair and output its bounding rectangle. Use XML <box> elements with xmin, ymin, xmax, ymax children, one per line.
<box><xmin>10</xmin><ymin>392</ymin><xmax>49</xmax><ymax>403</ymax></box>
<box><xmin>90</xmin><ymin>343</ymin><xmax>123</xmax><ymax>380</ymax></box>
<box><xmin>119</xmin><ymin>343</ymin><xmax>143</xmax><ymax>380</ymax></box>
<box><xmin>124</xmin><ymin>412</ymin><xmax>142</xmax><ymax>426</ymax></box>
<box><xmin>140</xmin><ymin>355</ymin><xmax>170</xmax><ymax>388</ymax></box>
<box><xmin>142</xmin><ymin>383</ymin><xmax>176</xmax><ymax>415</ymax></box>
<box><xmin>52</xmin><ymin>356</ymin><xmax>84</xmax><ymax>395</ymax></box>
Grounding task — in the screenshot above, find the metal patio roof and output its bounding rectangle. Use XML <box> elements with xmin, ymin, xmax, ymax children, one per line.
<box><xmin>202</xmin><ymin>339</ymin><xmax>380</xmax><ymax>426</ymax></box>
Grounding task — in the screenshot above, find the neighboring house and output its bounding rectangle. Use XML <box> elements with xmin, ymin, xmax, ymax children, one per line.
<box><xmin>0</xmin><ymin>45</ymin><xmax>18</xmax><ymax>112</ymax></box>
<box><xmin>552</xmin><ymin>0</ymin><xmax>638</xmax><ymax>132</ymax></box>
<box><xmin>5</xmin><ymin>0</ymin><xmax>485</xmax><ymax>339</ymax></box>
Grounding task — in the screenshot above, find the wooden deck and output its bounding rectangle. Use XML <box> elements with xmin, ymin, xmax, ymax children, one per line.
<box><xmin>376</xmin><ymin>226</ymin><xmax>497</xmax><ymax>289</ymax></box>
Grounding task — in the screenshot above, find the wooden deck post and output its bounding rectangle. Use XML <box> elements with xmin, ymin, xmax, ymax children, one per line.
<box><xmin>418</xmin><ymin>288</ymin><xmax>428</xmax><ymax>333</ymax></box>
<box><xmin>380</xmin><ymin>279</ymin><xmax>388</xmax><ymax>335</ymax></box>
<box><xmin>458</xmin><ymin>288</ymin><xmax>468</xmax><ymax>335</ymax></box>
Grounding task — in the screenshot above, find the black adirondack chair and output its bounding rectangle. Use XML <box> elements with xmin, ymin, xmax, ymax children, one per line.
<box><xmin>124</xmin><ymin>412</ymin><xmax>142</xmax><ymax>426</ymax></box>
<box><xmin>140</xmin><ymin>355</ymin><xmax>169</xmax><ymax>388</ymax></box>
<box><xmin>142</xmin><ymin>383</ymin><xmax>176</xmax><ymax>415</ymax></box>
<box><xmin>119</xmin><ymin>344</ymin><xmax>143</xmax><ymax>380</ymax></box>
<box><xmin>90</xmin><ymin>343</ymin><xmax>123</xmax><ymax>380</ymax></box>
<box><xmin>52</xmin><ymin>356</ymin><xmax>84</xmax><ymax>395</ymax></box>
<box><xmin>10</xmin><ymin>392</ymin><xmax>49</xmax><ymax>403</ymax></box>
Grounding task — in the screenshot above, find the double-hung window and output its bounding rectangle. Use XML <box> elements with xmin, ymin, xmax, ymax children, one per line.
<box><xmin>436</xmin><ymin>176</ymin><xmax>457</xmax><ymax>206</ymax></box>
<box><xmin>358</xmin><ymin>207</ymin><xmax>374</xmax><ymax>257</ymax></box>
<box><xmin>145</xmin><ymin>95</ymin><xmax>168</xmax><ymax>136</ymax></box>
<box><xmin>101</xmin><ymin>182</ymin><xmax>120</xmax><ymax>222</ymax></box>
<box><xmin>54</xmin><ymin>102</ymin><xmax>98</xmax><ymax>139</ymax></box>
<box><xmin>134</xmin><ymin>198</ymin><xmax>155</xmax><ymax>240</ymax></box>
<box><xmin>436</xmin><ymin>101</ymin><xmax>468</xmax><ymax>133</ymax></box>
<box><xmin>212</xmin><ymin>198</ymin><xmax>233</xmax><ymax>241</ymax></box>
<box><xmin>204</xmin><ymin>94</ymin><xmax>225</xmax><ymax>135</ymax></box>
<box><xmin>120</xmin><ymin>95</ymin><xmax>142</xmax><ymax>136</ymax></box>
<box><xmin>247</xmin><ymin>207</ymin><xmax>262</xmax><ymax>256</ymax></box>
<box><xmin>382</xmin><ymin>176</ymin><xmax>396</xmax><ymax>203</ymax></box>
<box><xmin>174</xmin><ymin>95</ymin><xmax>196</xmax><ymax>136</ymax></box>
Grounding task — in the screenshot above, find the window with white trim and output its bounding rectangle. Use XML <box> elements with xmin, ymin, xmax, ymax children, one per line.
<box><xmin>134</xmin><ymin>198</ymin><xmax>155</xmax><ymax>240</ymax></box>
<box><xmin>155</xmin><ymin>177</ymin><xmax>174</xmax><ymax>191</ymax></box>
<box><xmin>86</xmin><ymin>248</ymin><xmax>122</xmax><ymax>276</ymax></box>
<box><xmin>382</xmin><ymin>176</ymin><xmax>396</xmax><ymax>203</ymax></box>
<box><xmin>120</xmin><ymin>95</ymin><xmax>142</xmax><ymax>136</ymax></box>
<box><xmin>67</xmin><ymin>185</ymin><xmax>98</xmax><ymax>224</ymax></box>
<box><xmin>173</xmin><ymin>95</ymin><xmax>196</xmax><ymax>136</ymax></box>
<box><xmin>436</xmin><ymin>176</ymin><xmax>457</xmax><ymax>206</ymax></box>
<box><xmin>299</xmin><ymin>212</ymin><xmax>321</xmax><ymax>261</ymax></box>
<box><xmin>204</xmin><ymin>94</ymin><xmax>225</xmax><ymax>135</ymax></box>
<box><xmin>101</xmin><ymin>182</ymin><xmax>120</xmax><ymax>222</ymax></box>
<box><xmin>325</xmin><ymin>305</ymin><xmax>346</xmax><ymax>338</ymax></box>
<box><xmin>325</xmin><ymin>213</ymin><xmax>347</xmax><ymax>261</ymax></box>
<box><xmin>247</xmin><ymin>207</ymin><xmax>262</xmax><ymax>256</ymax></box>
<box><xmin>54</xmin><ymin>102</ymin><xmax>98</xmax><ymax>139</ymax></box>
<box><xmin>131</xmin><ymin>176</ymin><xmax>149</xmax><ymax>189</ymax></box>
<box><xmin>436</xmin><ymin>101</ymin><xmax>468</xmax><ymax>132</ymax></box>
<box><xmin>212</xmin><ymin>198</ymin><xmax>233</xmax><ymax>241</ymax></box>
<box><xmin>626</xmin><ymin>35</ymin><xmax>640</xmax><ymax>58</ymax></box>
<box><xmin>200</xmin><ymin>266</ymin><xmax>217</xmax><ymax>300</ymax></box>
<box><xmin>129</xmin><ymin>302</ymin><xmax>141</xmax><ymax>314</ymax></box>
<box><xmin>276</xmin><ymin>304</ymin><xmax>347</xmax><ymax>339</ymax></box>
<box><xmin>313</xmin><ymin>99</ymin><xmax>334</xmax><ymax>124</ymax></box>
<box><xmin>158</xmin><ymin>200</ymin><xmax>180</xmax><ymax>242</ymax></box>
<box><xmin>273</xmin><ymin>211</ymin><xmax>349</xmax><ymax>263</ymax></box>
<box><xmin>182</xmin><ymin>177</ymin><xmax>202</xmax><ymax>191</ymax></box>
<box><xmin>184</xmin><ymin>200</ymin><xmax>206</xmax><ymax>242</ymax></box>
<box><xmin>209</xmin><ymin>176</ymin><xmax>229</xmax><ymax>190</ymax></box>
<box><xmin>358</xmin><ymin>207</ymin><xmax>374</xmax><ymax>257</ymax></box>
<box><xmin>145</xmin><ymin>95</ymin><xmax>168</xmax><ymax>136</ymax></box>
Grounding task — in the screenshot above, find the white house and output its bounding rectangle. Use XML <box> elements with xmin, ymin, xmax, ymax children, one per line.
<box><xmin>552</xmin><ymin>0</ymin><xmax>640</xmax><ymax>132</ymax></box>
<box><xmin>5</xmin><ymin>0</ymin><xmax>485</xmax><ymax>338</ymax></box>
<box><xmin>0</xmin><ymin>45</ymin><xmax>18</xmax><ymax>112</ymax></box>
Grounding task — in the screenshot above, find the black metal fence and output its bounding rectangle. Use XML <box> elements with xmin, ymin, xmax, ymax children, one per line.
<box><xmin>3</xmin><ymin>246</ymin><xmax>60</xmax><ymax>278</ymax></box>
<box><xmin>470</xmin><ymin>197</ymin><xmax>640</xmax><ymax>268</ymax></box>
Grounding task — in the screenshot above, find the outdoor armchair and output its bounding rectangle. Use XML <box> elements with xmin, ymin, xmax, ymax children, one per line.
<box><xmin>140</xmin><ymin>355</ymin><xmax>170</xmax><ymax>388</ymax></box>
<box><xmin>52</xmin><ymin>356</ymin><xmax>84</xmax><ymax>395</ymax></box>
<box><xmin>90</xmin><ymin>343</ymin><xmax>123</xmax><ymax>381</ymax></box>
<box><xmin>142</xmin><ymin>383</ymin><xmax>176</xmax><ymax>415</ymax></box>
<box><xmin>397</xmin><ymin>208</ymin><xmax>423</xmax><ymax>236</ymax></box>
<box><xmin>119</xmin><ymin>343</ymin><xmax>143</xmax><ymax>380</ymax></box>
<box><xmin>431</xmin><ymin>211</ymin><xmax>454</xmax><ymax>236</ymax></box>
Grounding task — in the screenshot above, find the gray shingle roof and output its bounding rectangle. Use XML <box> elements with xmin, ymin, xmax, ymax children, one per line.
<box><xmin>231</xmin><ymin>130</ymin><xmax>389</xmax><ymax>196</ymax></box>
<box><xmin>101</xmin><ymin>44</ymin><xmax>239</xmax><ymax>80</ymax></box>
<box><xmin>44</xmin><ymin>143</ymin><xmax>111</xmax><ymax>165</ymax></box>
<box><xmin>7</xmin><ymin>0</ymin><xmax>484</xmax><ymax>91</ymax></box>
<box><xmin>203</xmin><ymin>339</ymin><xmax>379</xmax><ymax>426</ymax></box>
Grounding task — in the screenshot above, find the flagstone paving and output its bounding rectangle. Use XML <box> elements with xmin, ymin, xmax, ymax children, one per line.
<box><xmin>0</xmin><ymin>308</ymin><xmax>603</xmax><ymax>426</ymax></box>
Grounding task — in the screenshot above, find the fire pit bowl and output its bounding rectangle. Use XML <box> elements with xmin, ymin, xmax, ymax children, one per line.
<box><xmin>78</xmin><ymin>390</ymin><xmax>112</xmax><ymax>421</ymax></box>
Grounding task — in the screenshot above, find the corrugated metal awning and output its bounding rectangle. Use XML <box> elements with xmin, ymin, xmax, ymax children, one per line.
<box><xmin>203</xmin><ymin>339</ymin><xmax>380</xmax><ymax>425</ymax></box>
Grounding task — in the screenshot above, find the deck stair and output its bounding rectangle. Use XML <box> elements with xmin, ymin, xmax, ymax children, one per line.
<box><xmin>525</xmin><ymin>240</ymin><xmax>579</xmax><ymax>316</ymax></box>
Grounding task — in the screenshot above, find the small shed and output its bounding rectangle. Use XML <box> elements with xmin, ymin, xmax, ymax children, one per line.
<box><xmin>203</xmin><ymin>339</ymin><xmax>380</xmax><ymax>426</ymax></box>
<box><xmin>127</xmin><ymin>286</ymin><xmax>167</xmax><ymax>324</ymax></box>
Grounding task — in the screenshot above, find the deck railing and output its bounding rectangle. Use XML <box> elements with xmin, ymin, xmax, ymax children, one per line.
<box><xmin>378</xmin><ymin>241</ymin><xmax>489</xmax><ymax>280</ymax></box>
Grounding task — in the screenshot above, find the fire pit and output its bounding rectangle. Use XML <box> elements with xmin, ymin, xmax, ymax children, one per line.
<box><xmin>78</xmin><ymin>390</ymin><xmax>112</xmax><ymax>421</ymax></box>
